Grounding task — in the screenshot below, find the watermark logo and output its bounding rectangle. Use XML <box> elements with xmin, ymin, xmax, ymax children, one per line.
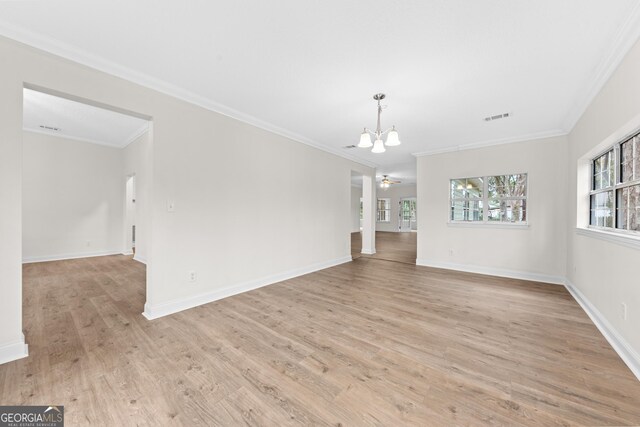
<box><xmin>0</xmin><ymin>406</ymin><xmax>64</xmax><ymax>427</ymax></box>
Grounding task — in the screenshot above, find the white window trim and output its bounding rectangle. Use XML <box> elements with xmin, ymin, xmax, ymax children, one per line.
<box><xmin>447</xmin><ymin>221</ymin><xmax>529</xmax><ymax>229</ymax></box>
<box><xmin>576</xmin><ymin>227</ymin><xmax>640</xmax><ymax>250</ymax></box>
<box><xmin>449</xmin><ymin>173</ymin><xmax>529</xmax><ymax>226</ymax></box>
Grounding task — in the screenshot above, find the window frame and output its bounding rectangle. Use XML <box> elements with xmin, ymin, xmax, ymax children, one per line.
<box><xmin>449</xmin><ymin>173</ymin><xmax>529</xmax><ymax>226</ymax></box>
<box><xmin>588</xmin><ymin>132</ymin><xmax>640</xmax><ymax>236</ymax></box>
<box><xmin>377</xmin><ymin>198</ymin><xmax>391</xmax><ymax>223</ymax></box>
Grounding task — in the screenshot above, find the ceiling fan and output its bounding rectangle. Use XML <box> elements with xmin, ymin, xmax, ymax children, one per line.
<box><xmin>380</xmin><ymin>175</ymin><xmax>401</xmax><ymax>189</ymax></box>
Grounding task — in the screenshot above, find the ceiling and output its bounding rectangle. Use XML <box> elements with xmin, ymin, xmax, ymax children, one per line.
<box><xmin>23</xmin><ymin>88</ymin><xmax>149</xmax><ymax>148</ymax></box>
<box><xmin>3</xmin><ymin>1</ymin><xmax>640</xmax><ymax>180</ymax></box>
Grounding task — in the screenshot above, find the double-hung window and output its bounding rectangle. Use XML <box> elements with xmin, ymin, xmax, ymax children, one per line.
<box><xmin>590</xmin><ymin>133</ymin><xmax>640</xmax><ymax>232</ymax></box>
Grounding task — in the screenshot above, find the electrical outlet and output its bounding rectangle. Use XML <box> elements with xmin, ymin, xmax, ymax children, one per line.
<box><xmin>86</xmin><ymin>240</ymin><xmax>91</xmax><ymax>247</ymax></box>
<box><xmin>621</xmin><ymin>303</ymin><xmax>628</xmax><ymax>320</ymax></box>
<box><xmin>167</xmin><ymin>200</ymin><xmax>176</xmax><ymax>212</ymax></box>
<box><xmin>449</xmin><ymin>249</ymin><xmax>454</xmax><ymax>256</ymax></box>
<box><xmin>188</xmin><ymin>271</ymin><xmax>197</xmax><ymax>283</ymax></box>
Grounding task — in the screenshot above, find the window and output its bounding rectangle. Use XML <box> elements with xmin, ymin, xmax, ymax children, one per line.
<box><xmin>377</xmin><ymin>198</ymin><xmax>391</xmax><ymax>222</ymax></box>
<box><xmin>450</xmin><ymin>174</ymin><xmax>527</xmax><ymax>223</ymax></box>
<box><xmin>590</xmin><ymin>133</ymin><xmax>640</xmax><ymax>233</ymax></box>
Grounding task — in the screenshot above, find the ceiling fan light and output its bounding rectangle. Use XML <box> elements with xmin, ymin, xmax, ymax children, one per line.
<box><xmin>358</xmin><ymin>131</ymin><xmax>373</xmax><ymax>148</ymax></box>
<box><xmin>371</xmin><ymin>138</ymin><xmax>386</xmax><ymax>153</ymax></box>
<box><xmin>385</xmin><ymin>128</ymin><xmax>401</xmax><ymax>146</ymax></box>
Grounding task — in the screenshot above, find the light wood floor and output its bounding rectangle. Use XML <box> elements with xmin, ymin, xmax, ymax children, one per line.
<box><xmin>351</xmin><ymin>231</ymin><xmax>417</xmax><ymax>264</ymax></box>
<box><xmin>2</xmin><ymin>255</ymin><xmax>640</xmax><ymax>426</ymax></box>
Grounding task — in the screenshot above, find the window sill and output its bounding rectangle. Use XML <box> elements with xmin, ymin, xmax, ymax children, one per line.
<box><xmin>576</xmin><ymin>227</ymin><xmax>640</xmax><ymax>250</ymax></box>
<box><xmin>447</xmin><ymin>221</ymin><xmax>529</xmax><ymax>229</ymax></box>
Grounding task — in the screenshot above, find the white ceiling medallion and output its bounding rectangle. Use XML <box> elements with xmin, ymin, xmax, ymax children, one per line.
<box><xmin>357</xmin><ymin>93</ymin><xmax>401</xmax><ymax>154</ymax></box>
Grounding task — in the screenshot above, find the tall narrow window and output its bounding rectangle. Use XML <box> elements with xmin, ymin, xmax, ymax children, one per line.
<box><xmin>377</xmin><ymin>198</ymin><xmax>391</xmax><ymax>222</ymax></box>
<box><xmin>590</xmin><ymin>150</ymin><xmax>614</xmax><ymax>227</ymax></box>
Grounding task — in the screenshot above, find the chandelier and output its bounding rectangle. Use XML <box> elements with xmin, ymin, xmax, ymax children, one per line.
<box><xmin>357</xmin><ymin>93</ymin><xmax>401</xmax><ymax>153</ymax></box>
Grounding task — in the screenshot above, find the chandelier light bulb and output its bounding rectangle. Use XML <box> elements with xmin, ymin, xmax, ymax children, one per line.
<box><xmin>372</xmin><ymin>138</ymin><xmax>386</xmax><ymax>153</ymax></box>
<box><xmin>358</xmin><ymin>130</ymin><xmax>373</xmax><ymax>148</ymax></box>
<box><xmin>385</xmin><ymin>127</ymin><xmax>401</xmax><ymax>146</ymax></box>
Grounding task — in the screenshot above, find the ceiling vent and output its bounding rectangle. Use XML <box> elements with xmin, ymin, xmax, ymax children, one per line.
<box><xmin>39</xmin><ymin>125</ymin><xmax>62</xmax><ymax>131</ymax></box>
<box><xmin>483</xmin><ymin>112</ymin><xmax>510</xmax><ymax>122</ymax></box>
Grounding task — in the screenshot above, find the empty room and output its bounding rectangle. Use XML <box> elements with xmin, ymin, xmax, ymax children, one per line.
<box><xmin>1</xmin><ymin>1</ymin><xmax>640</xmax><ymax>426</ymax></box>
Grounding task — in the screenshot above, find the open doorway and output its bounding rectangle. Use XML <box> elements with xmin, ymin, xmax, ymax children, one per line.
<box><xmin>124</xmin><ymin>174</ymin><xmax>137</xmax><ymax>255</ymax></box>
<box><xmin>399</xmin><ymin>197</ymin><xmax>417</xmax><ymax>232</ymax></box>
<box><xmin>21</xmin><ymin>85</ymin><xmax>152</xmax><ymax>349</ymax></box>
<box><xmin>350</xmin><ymin>171</ymin><xmax>363</xmax><ymax>259</ymax></box>
<box><xmin>358</xmin><ymin>175</ymin><xmax>417</xmax><ymax>264</ymax></box>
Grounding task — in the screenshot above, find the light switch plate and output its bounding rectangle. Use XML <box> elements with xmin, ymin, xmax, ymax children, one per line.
<box><xmin>167</xmin><ymin>200</ymin><xmax>176</xmax><ymax>212</ymax></box>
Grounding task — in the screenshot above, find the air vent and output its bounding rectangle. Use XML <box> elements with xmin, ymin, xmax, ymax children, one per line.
<box><xmin>483</xmin><ymin>112</ymin><xmax>510</xmax><ymax>122</ymax></box>
<box><xmin>39</xmin><ymin>125</ymin><xmax>62</xmax><ymax>131</ymax></box>
<box><xmin>343</xmin><ymin>144</ymin><xmax>357</xmax><ymax>149</ymax></box>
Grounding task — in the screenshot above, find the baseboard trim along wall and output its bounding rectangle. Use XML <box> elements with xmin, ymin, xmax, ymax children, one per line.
<box><xmin>22</xmin><ymin>250</ymin><xmax>125</xmax><ymax>264</ymax></box>
<box><xmin>415</xmin><ymin>258</ymin><xmax>565</xmax><ymax>285</ymax></box>
<box><xmin>0</xmin><ymin>334</ymin><xmax>29</xmax><ymax>365</ymax></box>
<box><xmin>415</xmin><ymin>259</ymin><xmax>640</xmax><ymax>381</ymax></box>
<box><xmin>142</xmin><ymin>255</ymin><xmax>352</xmax><ymax>320</ymax></box>
<box><xmin>564</xmin><ymin>279</ymin><xmax>640</xmax><ymax>381</ymax></box>
<box><xmin>133</xmin><ymin>254</ymin><xmax>147</xmax><ymax>265</ymax></box>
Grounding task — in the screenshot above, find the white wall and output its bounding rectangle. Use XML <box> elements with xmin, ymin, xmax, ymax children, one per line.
<box><xmin>22</xmin><ymin>131</ymin><xmax>125</xmax><ymax>262</ymax></box>
<box><xmin>0</xmin><ymin>35</ymin><xmax>374</xmax><ymax>361</ymax></box>
<box><xmin>566</xmin><ymin>38</ymin><xmax>640</xmax><ymax>366</ymax></box>
<box><xmin>350</xmin><ymin>185</ymin><xmax>361</xmax><ymax>232</ymax></box>
<box><xmin>0</xmin><ymin>63</ymin><xmax>25</xmax><ymax>364</ymax></box>
<box><xmin>376</xmin><ymin>184</ymin><xmax>417</xmax><ymax>232</ymax></box>
<box><xmin>123</xmin><ymin>130</ymin><xmax>151</xmax><ymax>263</ymax></box>
<box><xmin>416</xmin><ymin>136</ymin><xmax>568</xmax><ymax>283</ymax></box>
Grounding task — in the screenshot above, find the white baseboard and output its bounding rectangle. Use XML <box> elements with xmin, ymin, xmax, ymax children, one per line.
<box><xmin>133</xmin><ymin>254</ymin><xmax>147</xmax><ymax>265</ymax></box>
<box><xmin>415</xmin><ymin>258</ymin><xmax>565</xmax><ymax>285</ymax></box>
<box><xmin>142</xmin><ymin>255</ymin><xmax>352</xmax><ymax>320</ymax></box>
<box><xmin>121</xmin><ymin>251</ymin><xmax>134</xmax><ymax>256</ymax></box>
<box><xmin>22</xmin><ymin>250</ymin><xmax>124</xmax><ymax>264</ymax></box>
<box><xmin>361</xmin><ymin>249</ymin><xmax>376</xmax><ymax>255</ymax></box>
<box><xmin>564</xmin><ymin>279</ymin><xmax>640</xmax><ymax>381</ymax></box>
<box><xmin>0</xmin><ymin>334</ymin><xmax>28</xmax><ymax>365</ymax></box>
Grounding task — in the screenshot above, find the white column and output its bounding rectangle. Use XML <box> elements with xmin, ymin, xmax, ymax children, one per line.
<box><xmin>361</xmin><ymin>174</ymin><xmax>376</xmax><ymax>254</ymax></box>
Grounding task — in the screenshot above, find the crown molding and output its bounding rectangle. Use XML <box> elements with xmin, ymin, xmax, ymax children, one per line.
<box><xmin>0</xmin><ymin>22</ymin><xmax>377</xmax><ymax>169</ymax></box>
<box><xmin>412</xmin><ymin>128</ymin><xmax>567</xmax><ymax>157</ymax></box>
<box><xmin>561</xmin><ymin>2</ymin><xmax>640</xmax><ymax>133</ymax></box>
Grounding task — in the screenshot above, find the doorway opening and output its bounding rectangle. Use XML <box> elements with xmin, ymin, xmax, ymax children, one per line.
<box><xmin>21</xmin><ymin>84</ymin><xmax>153</xmax><ymax>347</ymax></box>
<box><xmin>124</xmin><ymin>174</ymin><xmax>137</xmax><ymax>255</ymax></box>
<box><xmin>350</xmin><ymin>171</ymin><xmax>363</xmax><ymax>259</ymax></box>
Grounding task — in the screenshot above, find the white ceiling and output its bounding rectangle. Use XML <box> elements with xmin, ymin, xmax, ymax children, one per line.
<box><xmin>3</xmin><ymin>1</ymin><xmax>640</xmax><ymax>174</ymax></box>
<box><xmin>23</xmin><ymin>88</ymin><xmax>149</xmax><ymax>148</ymax></box>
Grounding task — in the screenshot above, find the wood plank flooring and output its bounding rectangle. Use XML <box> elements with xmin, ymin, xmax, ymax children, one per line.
<box><xmin>351</xmin><ymin>231</ymin><xmax>417</xmax><ymax>264</ymax></box>
<box><xmin>2</xmin><ymin>255</ymin><xmax>640</xmax><ymax>425</ymax></box>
